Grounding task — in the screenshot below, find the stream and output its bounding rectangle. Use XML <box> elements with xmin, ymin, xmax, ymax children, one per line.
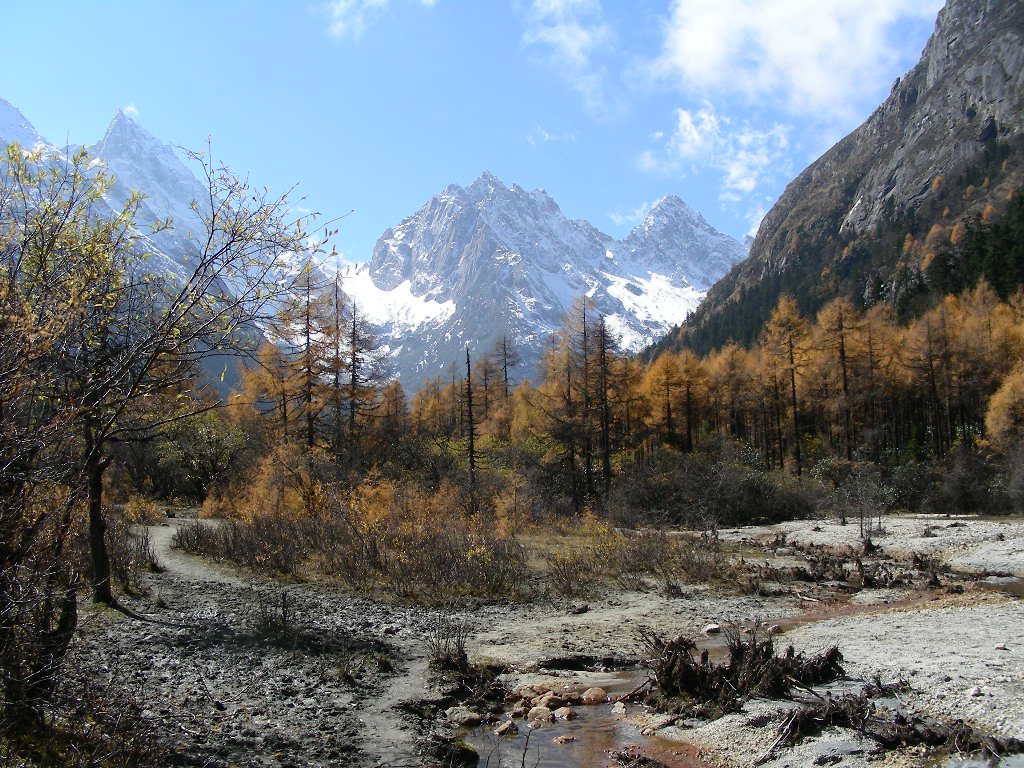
<box><xmin>462</xmin><ymin>592</ymin><xmax>963</xmax><ymax>768</ymax></box>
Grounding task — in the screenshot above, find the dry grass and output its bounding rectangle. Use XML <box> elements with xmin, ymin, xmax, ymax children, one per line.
<box><xmin>527</xmin><ymin>517</ymin><xmax>734</xmax><ymax>597</ymax></box>
<box><xmin>172</xmin><ymin>512</ymin><xmax>528</xmax><ymax>603</ymax></box>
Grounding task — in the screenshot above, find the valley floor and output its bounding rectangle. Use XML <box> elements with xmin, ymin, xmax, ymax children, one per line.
<box><xmin>65</xmin><ymin>514</ymin><xmax>1024</xmax><ymax>768</ymax></box>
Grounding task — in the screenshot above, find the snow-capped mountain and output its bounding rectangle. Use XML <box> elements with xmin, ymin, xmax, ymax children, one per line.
<box><xmin>1</xmin><ymin>99</ymin><xmax>745</xmax><ymax>391</ymax></box>
<box><xmin>337</xmin><ymin>172</ymin><xmax>745</xmax><ymax>388</ymax></box>
<box><xmin>89</xmin><ymin>110</ymin><xmax>212</xmax><ymax>276</ymax></box>
<box><xmin>0</xmin><ymin>101</ymin><xmax>211</xmax><ymax>283</ymax></box>
<box><xmin>0</xmin><ymin>97</ymin><xmax>46</xmax><ymax>149</ymax></box>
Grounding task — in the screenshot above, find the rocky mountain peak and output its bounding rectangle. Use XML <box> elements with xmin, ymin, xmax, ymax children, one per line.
<box><xmin>97</xmin><ymin>109</ymin><xmax>161</xmax><ymax>157</ymax></box>
<box><xmin>0</xmin><ymin>97</ymin><xmax>47</xmax><ymax>148</ymax></box>
<box><xmin>349</xmin><ymin>171</ymin><xmax>746</xmax><ymax>387</ymax></box>
<box><xmin>633</xmin><ymin>195</ymin><xmax>707</xmax><ymax>237</ymax></box>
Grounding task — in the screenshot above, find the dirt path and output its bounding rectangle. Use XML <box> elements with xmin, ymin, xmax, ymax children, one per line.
<box><xmin>65</xmin><ymin>518</ymin><xmax>439</xmax><ymax>768</ymax></box>
<box><xmin>147</xmin><ymin>518</ymin><xmax>247</xmax><ymax>586</ymax></box>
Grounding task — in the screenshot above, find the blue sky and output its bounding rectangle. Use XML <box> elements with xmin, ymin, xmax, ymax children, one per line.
<box><xmin>2</xmin><ymin>0</ymin><xmax>942</xmax><ymax>261</ymax></box>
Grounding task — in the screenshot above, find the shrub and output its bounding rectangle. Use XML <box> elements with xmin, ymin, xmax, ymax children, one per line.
<box><xmin>105</xmin><ymin>518</ymin><xmax>161</xmax><ymax>595</ymax></box>
<box><xmin>172</xmin><ymin>501</ymin><xmax>529</xmax><ymax>603</ymax></box>
<box><xmin>426</xmin><ymin>614</ymin><xmax>470</xmax><ymax>671</ymax></box>
<box><xmin>606</xmin><ymin>443</ymin><xmax>816</xmax><ymax>528</ymax></box>
<box><xmin>544</xmin><ymin>548</ymin><xmax>601</xmax><ymax>597</ymax></box>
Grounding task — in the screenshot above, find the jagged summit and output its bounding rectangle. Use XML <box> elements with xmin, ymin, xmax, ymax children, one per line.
<box><xmin>0</xmin><ymin>97</ymin><xmax>47</xmax><ymax>148</ymax></box>
<box><xmin>347</xmin><ymin>172</ymin><xmax>746</xmax><ymax>387</ymax></box>
<box><xmin>97</xmin><ymin>109</ymin><xmax>158</xmax><ymax>152</ymax></box>
<box><xmin>0</xmin><ymin>97</ymin><xmax>745</xmax><ymax>390</ymax></box>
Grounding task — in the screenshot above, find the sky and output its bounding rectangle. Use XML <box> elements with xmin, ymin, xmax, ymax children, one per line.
<box><xmin>2</xmin><ymin>0</ymin><xmax>943</xmax><ymax>262</ymax></box>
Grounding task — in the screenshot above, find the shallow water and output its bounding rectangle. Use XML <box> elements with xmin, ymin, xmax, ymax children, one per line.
<box><xmin>464</xmin><ymin>595</ymin><xmax>940</xmax><ymax>768</ymax></box>
<box><xmin>464</xmin><ymin>670</ymin><xmax>711</xmax><ymax>768</ymax></box>
<box><xmin>976</xmin><ymin>576</ymin><xmax>1024</xmax><ymax>598</ymax></box>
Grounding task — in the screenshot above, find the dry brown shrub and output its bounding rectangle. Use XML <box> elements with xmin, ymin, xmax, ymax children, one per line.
<box><xmin>122</xmin><ymin>495</ymin><xmax>162</xmax><ymax>525</ymax></box>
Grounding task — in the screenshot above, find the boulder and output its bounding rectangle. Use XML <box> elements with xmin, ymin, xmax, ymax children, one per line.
<box><xmin>552</xmin><ymin>735</ymin><xmax>576</xmax><ymax>744</ymax></box>
<box><xmin>703</xmin><ymin>623</ymin><xmax>722</xmax><ymax>635</ymax></box>
<box><xmin>445</xmin><ymin>706</ymin><xmax>483</xmax><ymax>726</ymax></box>
<box><xmin>494</xmin><ymin>719</ymin><xmax>518</xmax><ymax>737</ymax></box>
<box><xmin>511</xmin><ymin>684</ymin><xmax>545</xmax><ymax>700</ymax></box>
<box><xmin>580</xmin><ymin>686</ymin><xmax>607</xmax><ymax>704</ymax></box>
<box><xmin>527</xmin><ymin>706</ymin><xmax>554</xmax><ymax>723</ymax></box>
<box><xmin>611</xmin><ymin>701</ymin><xmax>627</xmax><ymax>715</ymax></box>
<box><xmin>533</xmin><ymin>692</ymin><xmax>565</xmax><ymax>709</ymax></box>
<box><xmin>552</xmin><ymin>706</ymin><xmax>577</xmax><ymax>720</ymax></box>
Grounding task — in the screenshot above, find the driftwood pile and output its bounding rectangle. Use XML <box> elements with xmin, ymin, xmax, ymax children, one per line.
<box><xmin>636</xmin><ymin>624</ymin><xmax>844</xmax><ymax>717</ymax></box>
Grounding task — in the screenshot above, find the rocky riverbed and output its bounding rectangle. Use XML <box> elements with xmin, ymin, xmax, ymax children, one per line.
<box><xmin>63</xmin><ymin>514</ymin><xmax>1024</xmax><ymax>768</ymax></box>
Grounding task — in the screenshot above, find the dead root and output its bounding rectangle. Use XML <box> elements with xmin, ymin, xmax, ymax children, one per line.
<box><xmin>636</xmin><ymin>623</ymin><xmax>844</xmax><ymax>719</ymax></box>
<box><xmin>757</xmin><ymin>678</ymin><xmax>1024</xmax><ymax>765</ymax></box>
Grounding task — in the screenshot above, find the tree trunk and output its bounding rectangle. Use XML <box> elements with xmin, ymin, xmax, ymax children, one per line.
<box><xmin>86</xmin><ymin>448</ymin><xmax>114</xmax><ymax>605</ymax></box>
<box><xmin>788</xmin><ymin>338</ymin><xmax>802</xmax><ymax>477</ymax></box>
<box><xmin>465</xmin><ymin>347</ymin><xmax>478</xmax><ymax>514</ymax></box>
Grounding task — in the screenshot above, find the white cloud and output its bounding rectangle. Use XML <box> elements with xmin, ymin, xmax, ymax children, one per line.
<box><xmin>527</xmin><ymin>125</ymin><xmax>578</xmax><ymax>146</ymax></box>
<box><xmin>122</xmin><ymin>104</ymin><xmax>139</xmax><ymax>118</ymax></box>
<box><xmin>652</xmin><ymin>0</ymin><xmax>942</xmax><ymax>118</ymax></box>
<box><xmin>609</xmin><ymin>200</ymin><xmax>653</xmax><ymax>226</ymax></box>
<box><xmin>325</xmin><ymin>0</ymin><xmax>436</xmax><ymax>37</ymax></box>
<box><xmin>640</xmin><ymin>102</ymin><xmax>791</xmax><ymax>201</ymax></box>
<box><xmin>522</xmin><ymin>0</ymin><xmax>614</xmax><ymax>116</ymax></box>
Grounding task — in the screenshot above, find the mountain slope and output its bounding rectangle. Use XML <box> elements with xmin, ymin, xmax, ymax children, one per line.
<box><xmin>340</xmin><ymin>173</ymin><xmax>745</xmax><ymax>388</ymax></box>
<box><xmin>0</xmin><ymin>97</ymin><xmax>46</xmax><ymax>149</ymax></box>
<box><xmin>0</xmin><ymin>101</ymin><xmax>744</xmax><ymax>390</ymax></box>
<box><xmin>672</xmin><ymin>0</ymin><xmax>1024</xmax><ymax>356</ymax></box>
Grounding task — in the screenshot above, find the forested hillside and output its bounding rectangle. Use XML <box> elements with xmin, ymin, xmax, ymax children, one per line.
<box><xmin>658</xmin><ymin>0</ymin><xmax>1024</xmax><ymax>357</ymax></box>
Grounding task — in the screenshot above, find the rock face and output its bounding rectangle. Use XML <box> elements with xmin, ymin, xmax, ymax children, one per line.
<box><xmin>0</xmin><ymin>98</ymin><xmax>744</xmax><ymax>392</ymax></box>
<box><xmin>341</xmin><ymin>173</ymin><xmax>745</xmax><ymax>390</ymax></box>
<box><xmin>0</xmin><ymin>97</ymin><xmax>45</xmax><ymax>148</ymax></box>
<box><xmin>675</xmin><ymin>0</ymin><xmax>1024</xmax><ymax>355</ymax></box>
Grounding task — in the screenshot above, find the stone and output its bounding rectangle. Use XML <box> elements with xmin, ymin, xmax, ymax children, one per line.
<box><xmin>611</xmin><ymin>701</ymin><xmax>626</xmax><ymax>714</ymax></box>
<box><xmin>995</xmin><ymin>643</ymin><xmax>1009</xmax><ymax>651</ymax></box>
<box><xmin>527</xmin><ymin>706</ymin><xmax>554</xmax><ymax>723</ymax></box>
<box><xmin>703</xmin><ymin>623</ymin><xmax>722</xmax><ymax>635</ymax></box>
<box><xmin>494</xmin><ymin>720</ymin><xmax>518</xmax><ymax>737</ymax></box>
<box><xmin>552</xmin><ymin>735</ymin><xmax>576</xmax><ymax>744</ymax></box>
<box><xmin>533</xmin><ymin>692</ymin><xmax>565</xmax><ymax>709</ymax></box>
<box><xmin>552</xmin><ymin>706</ymin><xmax>577</xmax><ymax>720</ymax></box>
<box><xmin>968</xmin><ymin>686</ymin><xmax>982</xmax><ymax>697</ymax></box>
<box><xmin>446</xmin><ymin>706</ymin><xmax>483</xmax><ymax>726</ymax></box>
<box><xmin>569</xmin><ymin>603</ymin><xmax>589</xmax><ymax>614</ymax></box>
<box><xmin>512</xmin><ymin>684</ymin><xmax>544</xmax><ymax>700</ymax></box>
<box><xmin>580</xmin><ymin>686</ymin><xmax>607</xmax><ymax>704</ymax></box>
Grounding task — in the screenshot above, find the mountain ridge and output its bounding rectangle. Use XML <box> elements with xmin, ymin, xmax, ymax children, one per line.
<box><xmin>346</xmin><ymin>169</ymin><xmax>745</xmax><ymax>387</ymax></box>
<box><xmin>0</xmin><ymin>101</ymin><xmax>745</xmax><ymax>390</ymax></box>
<box><xmin>670</xmin><ymin>0</ymin><xmax>1024</xmax><ymax>356</ymax></box>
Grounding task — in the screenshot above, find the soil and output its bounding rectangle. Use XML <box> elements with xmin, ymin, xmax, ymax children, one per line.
<box><xmin>64</xmin><ymin>514</ymin><xmax>1024</xmax><ymax>768</ymax></box>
